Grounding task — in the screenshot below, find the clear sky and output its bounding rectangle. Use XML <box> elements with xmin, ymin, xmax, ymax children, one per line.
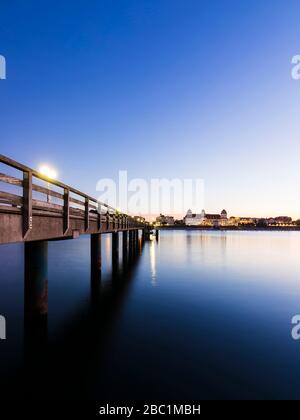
<box><xmin>1</xmin><ymin>0</ymin><xmax>300</xmax><ymax>218</ymax></box>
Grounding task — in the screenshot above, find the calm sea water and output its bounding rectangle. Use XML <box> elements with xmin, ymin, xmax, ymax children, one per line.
<box><xmin>1</xmin><ymin>230</ymin><xmax>300</xmax><ymax>400</ymax></box>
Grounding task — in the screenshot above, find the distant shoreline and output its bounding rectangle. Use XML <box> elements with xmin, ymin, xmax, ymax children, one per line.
<box><xmin>156</xmin><ymin>225</ymin><xmax>300</xmax><ymax>232</ymax></box>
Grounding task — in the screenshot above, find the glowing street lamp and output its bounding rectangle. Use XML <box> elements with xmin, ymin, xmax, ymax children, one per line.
<box><xmin>39</xmin><ymin>165</ymin><xmax>57</xmax><ymax>203</ymax></box>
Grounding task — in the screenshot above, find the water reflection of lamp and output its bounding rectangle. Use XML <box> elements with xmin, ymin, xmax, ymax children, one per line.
<box><xmin>105</xmin><ymin>235</ymin><xmax>111</xmax><ymax>266</ymax></box>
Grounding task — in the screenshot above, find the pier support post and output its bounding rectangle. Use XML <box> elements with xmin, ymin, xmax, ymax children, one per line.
<box><xmin>91</xmin><ymin>233</ymin><xmax>101</xmax><ymax>279</ymax></box>
<box><xmin>129</xmin><ymin>230</ymin><xmax>134</xmax><ymax>257</ymax></box>
<box><xmin>25</xmin><ymin>241</ymin><xmax>48</xmax><ymax>319</ymax></box>
<box><xmin>24</xmin><ymin>240</ymin><xmax>48</xmax><ymax>346</ymax></box>
<box><xmin>156</xmin><ymin>229</ymin><xmax>159</xmax><ymax>241</ymax></box>
<box><xmin>91</xmin><ymin>233</ymin><xmax>102</xmax><ymax>309</ymax></box>
<box><xmin>24</xmin><ymin>240</ymin><xmax>48</xmax><ymax>392</ymax></box>
<box><xmin>122</xmin><ymin>230</ymin><xmax>128</xmax><ymax>261</ymax></box>
<box><xmin>144</xmin><ymin>227</ymin><xmax>151</xmax><ymax>240</ymax></box>
<box><xmin>112</xmin><ymin>232</ymin><xmax>119</xmax><ymax>265</ymax></box>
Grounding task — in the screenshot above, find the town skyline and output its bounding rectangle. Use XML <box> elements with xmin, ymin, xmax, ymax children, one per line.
<box><xmin>155</xmin><ymin>208</ymin><xmax>299</xmax><ymax>227</ymax></box>
<box><xmin>151</xmin><ymin>209</ymin><xmax>300</xmax><ymax>220</ymax></box>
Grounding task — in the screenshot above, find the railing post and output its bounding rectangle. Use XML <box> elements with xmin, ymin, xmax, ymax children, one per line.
<box><xmin>23</xmin><ymin>171</ymin><xmax>32</xmax><ymax>239</ymax></box>
<box><xmin>85</xmin><ymin>197</ymin><xmax>89</xmax><ymax>231</ymax></box>
<box><xmin>63</xmin><ymin>188</ymin><xmax>70</xmax><ymax>235</ymax></box>
<box><xmin>106</xmin><ymin>211</ymin><xmax>110</xmax><ymax>231</ymax></box>
<box><xmin>97</xmin><ymin>203</ymin><xmax>101</xmax><ymax>231</ymax></box>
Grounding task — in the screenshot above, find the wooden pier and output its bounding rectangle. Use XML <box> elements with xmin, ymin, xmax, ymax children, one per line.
<box><xmin>0</xmin><ymin>155</ymin><xmax>148</xmax><ymax>244</ymax></box>
<box><xmin>0</xmin><ymin>154</ymin><xmax>154</xmax><ymax>326</ymax></box>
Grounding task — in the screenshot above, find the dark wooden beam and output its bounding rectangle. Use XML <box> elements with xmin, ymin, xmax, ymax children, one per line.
<box><xmin>106</xmin><ymin>212</ymin><xmax>110</xmax><ymax>230</ymax></box>
<box><xmin>0</xmin><ymin>172</ymin><xmax>23</xmax><ymax>186</ymax></box>
<box><xmin>85</xmin><ymin>197</ymin><xmax>89</xmax><ymax>231</ymax></box>
<box><xmin>0</xmin><ymin>191</ymin><xmax>22</xmax><ymax>206</ymax></box>
<box><xmin>63</xmin><ymin>188</ymin><xmax>70</xmax><ymax>234</ymax></box>
<box><xmin>23</xmin><ymin>171</ymin><xmax>32</xmax><ymax>238</ymax></box>
<box><xmin>91</xmin><ymin>233</ymin><xmax>102</xmax><ymax>278</ymax></box>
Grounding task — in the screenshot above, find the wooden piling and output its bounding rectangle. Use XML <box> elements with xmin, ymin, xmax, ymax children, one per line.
<box><xmin>24</xmin><ymin>240</ymin><xmax>48</xmax><ymax>347</ymax></box>
<box><xmin>91</xmin><ymin>233</ymin><xmax>102</xmax><ymax>278</ymax></box>
<box><xmin>112</xmin><ymin>232</ymin><xmax>119</xmax><ymax>264</ymax></box>
<box><xmin>122</xmin><ymin>230</ymin><xmax>128</xmax><ymax>258</ymax></box>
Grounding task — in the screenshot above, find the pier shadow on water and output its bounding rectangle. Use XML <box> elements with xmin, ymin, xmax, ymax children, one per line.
<box><xmin>1</xmin><ymin>235</ymin><xmax>144</xmax><ymax>400</ymax></box>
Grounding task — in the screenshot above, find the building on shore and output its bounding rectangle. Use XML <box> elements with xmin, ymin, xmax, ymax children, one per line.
<box><xmin>183</xmin><ymin>210</ymin><xmax>295</xmax><ymax>228</ymax></box>
<box><xmin>265</xmin><ymin>216</ymin><xmax>293</xmax><ymax>226</ymax></box>
<box><xmin>184</xmin><ymin>209</ymin><xmax>228</xmax><ymax>227</ymax></box>
<box><xmin>238</xmin><ymin>217</ymin><xmax>256</xmax><ymax>226</ymax></box>
<box><xmin>156</xmin><ymin>214</ymin><xmax>175</xmax><ymax>226</ymax></box>
<box><xmin>184</xmin><ymin>209</ymin><xmax>204</xmax><ymax>226</ymax></box>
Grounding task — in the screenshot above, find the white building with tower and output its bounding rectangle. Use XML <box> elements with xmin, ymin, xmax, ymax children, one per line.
<box><xmin>184</xmin><ymin>209</ymin><xmax>228</xmax><ymax>226</ymax></box>
<box><xmin>184</xmin><ymin>209</ymin><xmax>205</xmax><ymax>226</ymax></box>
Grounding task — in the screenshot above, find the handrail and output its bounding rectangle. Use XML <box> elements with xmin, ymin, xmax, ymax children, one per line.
<box><xmin>0</xmin><ymin>154</ymin><xmax>139</xmax><ymax>221</ymax></box>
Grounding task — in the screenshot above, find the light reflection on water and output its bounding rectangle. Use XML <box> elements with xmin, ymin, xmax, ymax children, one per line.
<box><xmin>149</xmin><ymin>237</ymin><xmax>157</xmax><ymax>286</ymax></box>
<box><xmin>1</xmin><ymin>230</ymin><xmax>300</xmax><ymax>399</ymax></box>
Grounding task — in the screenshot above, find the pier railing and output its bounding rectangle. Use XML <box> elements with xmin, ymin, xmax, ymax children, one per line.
<box><xmin>0</xmin><ymin>154</ymin><xmax>147</xmax><ymax>243</ymax></box>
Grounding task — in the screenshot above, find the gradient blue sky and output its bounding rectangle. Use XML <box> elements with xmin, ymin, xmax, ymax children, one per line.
<box><xmin>1</xmin><ymin>0</ymin><xmax>300</xmax><ymax>217</ymax></box>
